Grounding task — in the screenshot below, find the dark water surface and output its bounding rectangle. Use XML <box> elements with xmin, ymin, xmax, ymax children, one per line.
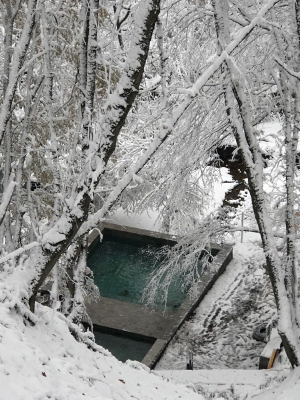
<box><xmin>93</xmin><ymin>328</ymin><xmax>154</xmax><ymax>363</ymax></box>
<box><xmin>88</xmin><ymin>235</ymin><xmax>190</xmax><ymax>311</ymax></box>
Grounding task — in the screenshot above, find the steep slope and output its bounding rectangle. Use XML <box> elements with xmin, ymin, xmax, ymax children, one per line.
<box><xmin>0</xmin><ymin>303</ymin><xmax>202</xmax><ymax>400</ymax></box>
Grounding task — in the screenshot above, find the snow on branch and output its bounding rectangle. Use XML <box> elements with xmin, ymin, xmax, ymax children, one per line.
<box><xmin>0</xmin><ymin>241</ymin><xmax>40</xmax><ymax>265</ymax></box>
<box><xmin>57</xmin><ymin>312</ymin><xmax>111</xmax><ymax>357</ymax></box>
<box><xmin>80</xmin><ymin>0</ymin><xmax>281</xmax><ymax>235</ymax></box>
<box><xmin>0</xmin><ymin>0</ymin><xmax>37</xmax><ymax>142</ymax></box>
<box><xmin>0</xmin><ymin>176</ymin><xmax>16</xmax><ymax>226</ymax></box>
<box><xmin>142</xmin><ymin>209</ymin><xmax>230</xmax><ymax>308</ymax></box>
<box><xmin>274</xmin><ymin>56</ymin><xmax>300</xmax><ymax>79</ymax></box>
<box><xmin>44</xmin><ymin>0</ymin><xmax>281</xmax><ymax>242</ymax></box>
<box><xmin>0</xmin><ymin>0</ymin><xmax>282</xmax><ymax>308</ymax></box>
<box><xmin>67</xmin><ymin>0</ymin><xmax>161</xmax><ymax>209</ymax></box>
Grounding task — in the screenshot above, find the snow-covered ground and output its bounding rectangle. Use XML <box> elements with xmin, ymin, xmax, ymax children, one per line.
<box><xmin>2</xmin><ymin>120</ymin><xmax>300</xmax><ymax>399</ymax></box>
<box><xmin>0</xmin><ymin>275</ymin><xmax>296</xmax><ymax>400</ymax></box>
<box><xmin>0</xmin><ymin>282</ymin><xmax>300</xmax><ymax>400</ymax></box>
<box><xmin>0</xmin><ymin>227</ymin><xmax>297</xmax><ymax>399</ymax></box>
<box><xmin>157</xmin><ymin>369</ymin><xmax>281</xmax><ymax>399</ymax></box>
<box><xmin>155</xmin><ymin>237</ymin><xmax>277</xmax><ymax>370</ymax></box>
<box><xmin>0</xmin><ymin>303</ymin><xmax>203</xmax><ymax>400</ymax></box>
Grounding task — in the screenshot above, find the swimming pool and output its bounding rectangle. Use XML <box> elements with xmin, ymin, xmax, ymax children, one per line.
<box><xmin>87</xmin><ymin>222</ymin><xmax>233</xmax><ymax>367</ymax></box>
<box><xmin>88</xmin><ymin>233</ymin><xmax>199</xmax><ymax>311</ymax></box>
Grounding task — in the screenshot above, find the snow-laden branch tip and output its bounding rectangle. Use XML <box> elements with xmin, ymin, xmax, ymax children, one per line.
<box><xmin>0</xmin><ymin>176</ymin><xmax>17</xmax><ymax>226</ymax></box>
<box><xmin>0</xmin><ymin>241</ymin><xmax>40</xmax><ymax>265</ymax></box>
<box><xmin>274</xmin><ymin>56</ymin><xmax>300</xmax><ymax>80</ymax></box>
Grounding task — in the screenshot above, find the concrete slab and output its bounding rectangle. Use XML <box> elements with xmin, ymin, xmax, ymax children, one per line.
<box><xmin>142</xmin><ymin>339</ymin><xmax>168</xmax><ymax>368</ymax></box>
<box><xmin>88</xmin><ymin>221</ymin><xmax>179</xmax><ymax>248</ymax></box>
<box><xmin>86</xmin><ymin>297</ymin><xmax>175</xmax><ymax>340</ymax></box>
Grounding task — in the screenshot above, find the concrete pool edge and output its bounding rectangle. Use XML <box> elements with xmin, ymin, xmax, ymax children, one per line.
<box><xmin>88</xmin><ymin>221</ymin><xmax>179</xmax><ymax>248</ymax></box>
<box><xmin>141</xmin><ymin>339</ymin><xmax>168</xmax><ymax>368</ymax></box>
<box><xmin>87</xmin><ymin>221</ymin><xmax>233</xmax><ymax>369</ymax></box>
<box><xmin>173</xmin><ymin>241</ymin><xmax>233</xmax><ymax>329</ymax></box>
<box><xmin>148</xmin><ymin>242</ymin><xmax>233</xmax><ymax>369</ymax></box>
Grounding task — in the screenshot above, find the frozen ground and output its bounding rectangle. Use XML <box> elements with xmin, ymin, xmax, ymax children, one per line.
<box><xmin>0</xmin><ymin>222</ymin><xmax>297</xmax><ymax>398</ymax></box>
<box><xmin>0</xmin><ymin>295</ymin><xmax>295</xmax><ymax>400</ymax></box>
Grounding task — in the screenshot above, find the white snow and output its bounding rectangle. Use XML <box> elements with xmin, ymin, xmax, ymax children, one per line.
<box><xmin>0</xmin><ymin>304</ymin><xmax>203</xmax><ymax>400</ymax></box>
<box><xmin>0</xmin><ymin>177</ymin><xmax>16</xmax><ymax>223</ymax></box>
<box><xmin>157</xmin><ymin>369</ymin><xmax>279</xmax><ymax>399</ymax></box>
<box><xmin>3</xmin><ymin>196</ymin><xmax>296</xmax><ymax>399</ymax></box>
<box><xmin>107</xmin><ymin>206</ymin><xmax>162</xmax><ymax>231</ymax></box>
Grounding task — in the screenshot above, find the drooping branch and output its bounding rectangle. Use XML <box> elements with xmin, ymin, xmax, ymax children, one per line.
<box><xmin>79</xmin><ymin>0</ymin><xmax>282</xmax><ymax>235</ymax></box>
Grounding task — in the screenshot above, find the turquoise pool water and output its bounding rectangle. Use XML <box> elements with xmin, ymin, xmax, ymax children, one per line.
<box><xmin>88</xmin><ymin>235</ymin><xmax>195</xmax><ymax>311</ymax></box>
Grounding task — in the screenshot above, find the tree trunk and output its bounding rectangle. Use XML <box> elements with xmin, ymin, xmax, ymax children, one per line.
<box><xmin>212</xmin><ymin>0</ymin><xmax>300</xmax><ymax>367</ymax></box>
<box><xmin>28</xmin><ymin>0</ymin><xmax>161</xmax><ymax>312</ymax></box>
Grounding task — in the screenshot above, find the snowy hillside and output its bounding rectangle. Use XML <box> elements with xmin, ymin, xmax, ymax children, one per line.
<box><xmin>1</xmin><ymin>242</ymin><xmax>300</xmax><ymax>400</ymax></box>
<box><xmin>0</xmin><ymin>304</ymin><xmax>202</xmax><ymax>400</ymax></box>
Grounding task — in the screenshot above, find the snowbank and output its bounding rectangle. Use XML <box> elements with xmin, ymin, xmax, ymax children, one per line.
<box><xmin>0</xmin><ymin>304</ymin><xmax>203</xmax><ymax>400</ymax></box>
<box><xmin>252</xmin><ymin>367</ymin><xmax>300</xmax><ymax>400</ymax></box>
<box><xmin>157</xmin><ymin>369</ymin><xmax>279</xmax><ymax>399</ymax></box>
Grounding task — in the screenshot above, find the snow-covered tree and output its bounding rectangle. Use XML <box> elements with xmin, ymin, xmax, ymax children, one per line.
<box><xmin>0</xmin><ymin>0</ymin><xmax>161</xmax><ymax>323</ymax></box>
<box><xmin>2</xmin><ymin>0</ymin><xmax>300</xmax><ymax>371</ymax></box>
<box><xmin>209</xmin><ymin>0</ymin><xmax>300</xmax><ymax>367</ymax></box>
<box><xmin>147</xmin><ymin>0</ymin><xmax>300</xmax><ymax>367</ymax></box>
<box><xmin>111</xmin><ymin>0</ymin><xmax>300</xmax><ymax>367</ymax></box>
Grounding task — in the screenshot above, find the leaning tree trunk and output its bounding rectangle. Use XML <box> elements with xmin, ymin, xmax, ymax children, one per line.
<box><xmin>212</xmin><ymin>0</ymin><xmax>300</xmax><ymax>367</ymax></box>
<box><xmin>28</xmin><ymin>0</ymin><xmax>161</xmax><ymax>312</ymax></box>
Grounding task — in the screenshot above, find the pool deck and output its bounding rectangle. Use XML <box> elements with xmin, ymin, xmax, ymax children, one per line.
<box><xmin>87</xmin><ymin>221</ymin><xmax>233</xmax><ymax>368</ymax></box>
<box><xmin>86</xmin><ymin>297</ymin><xmax>175</xmax><ymax>340</ymax></box>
